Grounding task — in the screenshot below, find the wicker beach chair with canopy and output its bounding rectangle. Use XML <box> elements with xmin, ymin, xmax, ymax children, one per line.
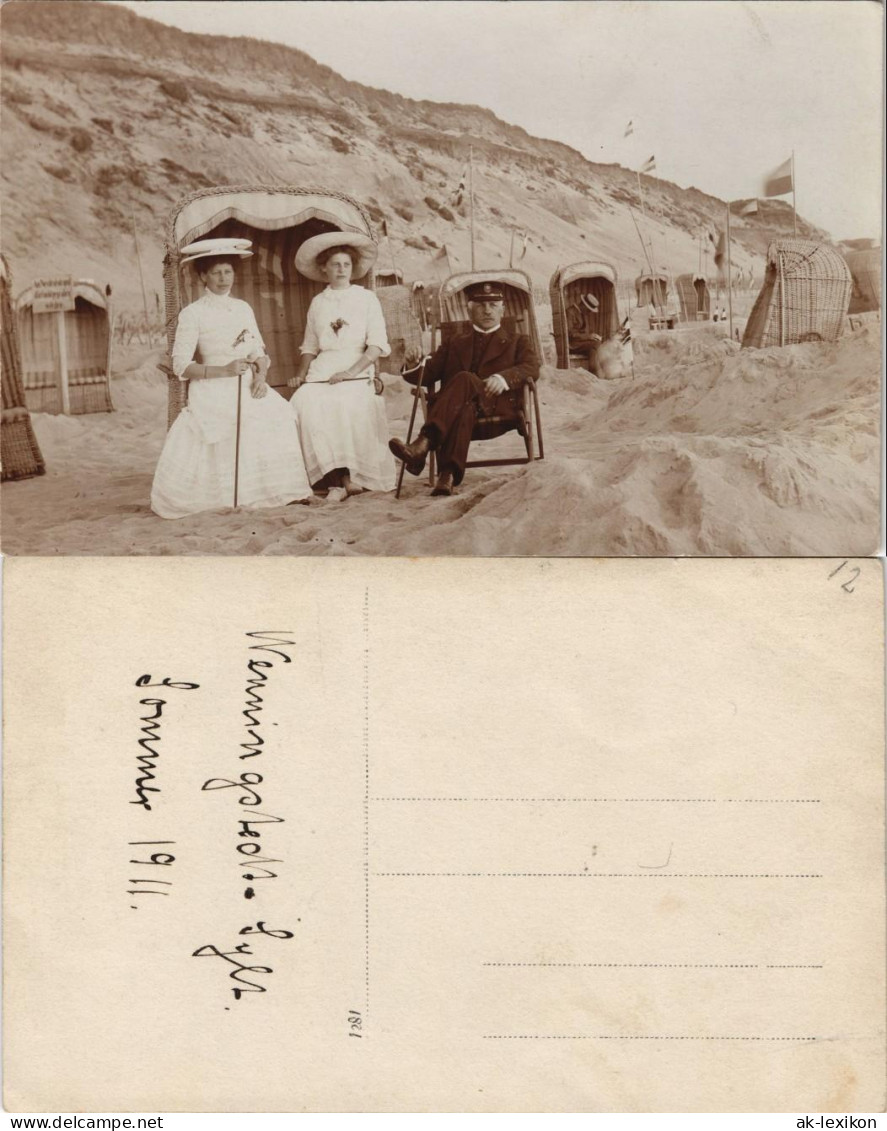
<box><xmin>844</xmin><ymin>248</ymin><xmax>880</xmax><ymax>315</ymax></box>
<box><xmin>376</xmin><ymin>284</ymin><xmax>424</xmax><ymax>375</ymax></box>
<box><xmin>741</xmin><ymin>239</ymin><xmax>852</xmax><ymax>349</ymax></box>
<box><xmin>1</xmin><ymin>255</ymin><xmax>45</xmax><ymax>481</ymax></box>
<box><xmin>374</xmin><ymin>268</ymin><xmax>403</xmax><ymax>288</ymax></box>
<box><xmin>635</xmin><ymin>272</ymin><xmax>676</xmax><ymax>329</ymax></box>
<box><xmin>549</xmin><ymin>261</ymin><xmax>621</xmax><ymax>371</ymax></box>
<box><xmin>675</xmin><ymin>273</ymin><xmax>712</xmax><ymax>322</ymax></box>
<box><xmin>394</xmin><ymin>268</ymin><xmax>544</xmax><ymax>497</ymax></box>
<box><xmin>16</xmin><ymin>280</ymin><xmax>113</xmax><ymax>414</ymax></box>
<box><xmin>161</xmin><ymin>185</ymin><xmax>378</xmax><ymax>427</ymax></box>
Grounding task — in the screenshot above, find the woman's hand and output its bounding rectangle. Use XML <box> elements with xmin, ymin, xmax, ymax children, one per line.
<box><xmin>328</xmin><ymin>371</ymin><xmax>353</xmax><ymax>384</ymax></box>
<box><xmin>287</xmin><ymin>374</ymin><xmax>305</xmax><ymax>390</ymax></box>
<box><xmin>224</xmin><ymin>358</ymin><xmax>251</xmax><ymax>378</ymax></box>
<box><xmin>250</xmin><ymin>374</ymin><xmax>268</xmax><ymax>399</ymax></box>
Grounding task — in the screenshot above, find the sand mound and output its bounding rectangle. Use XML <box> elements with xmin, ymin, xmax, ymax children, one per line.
<box><xmin>2</xmin><ymin>326</ymin><xmax>879</xmax><ymax>556</ymax></box>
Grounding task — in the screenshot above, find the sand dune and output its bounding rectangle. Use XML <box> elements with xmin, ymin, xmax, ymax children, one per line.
<box><xmin>2</xmin><ymin>324</ymin><xmax>879</xmax><ymax>557</ymax></box>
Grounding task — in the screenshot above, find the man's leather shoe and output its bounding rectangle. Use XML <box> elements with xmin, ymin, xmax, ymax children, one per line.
<box><xmin>389</xmin><ymin>434</ymin><xmax>430</xmax><ymax>476</ymax></box>
<box><xmin>431</xmin><ymin>471</ymin><xmax>454</xmax><ymax>496</ymax></box>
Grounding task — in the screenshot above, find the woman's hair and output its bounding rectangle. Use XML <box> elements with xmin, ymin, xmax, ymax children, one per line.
<box><xmin>315</xmin><ymin>244</ymin><xmax>358</xmax><ymax>270</ymax></box>
<box><xmin>195</xmin><ymin>254</ymin><xmax>240</xmax><ymax>277</ymax></box>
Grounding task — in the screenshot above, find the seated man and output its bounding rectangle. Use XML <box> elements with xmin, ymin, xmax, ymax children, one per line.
<box><xmin>388</xmin><ymin>280</ymin><xmax>540</xmax><ymax>496</ymax></box>
<box><xmin>566</xmin><ymin>292</ymin><xmax>602</xmax><ymax>373</ymax></box>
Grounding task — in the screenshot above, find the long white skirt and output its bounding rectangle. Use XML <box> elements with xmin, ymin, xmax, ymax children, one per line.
<box><xmin>291</xmin><ymin>349</ymin><xmax>396</xmax><ymax>492</ymax></box>
<box><xmin>151</xmin><ymin>375</ymin><xmax>312</xmax><ymax>519</ymax></box>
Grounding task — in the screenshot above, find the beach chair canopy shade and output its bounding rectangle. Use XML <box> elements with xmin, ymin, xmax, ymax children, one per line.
<box><xmin>635</xmin><ymin>272</ymin><xmax>671</xmax><ymax>309</ymax></box>
<box><xmin>844</xmin><ymin>249</ymin><xmax>881</xmax><ymax>314</ymax></box>
<box><xmin>163</xmin><ymin>185</ymin><xmax>377</xmax><ymax>425</ymax></box>
<box><xmin>1</xmin><ymin>255</ymin><xmax>45</xmax><ymax>480</ymax></box>
<box><xmin>15</xmin><ymin>280</ymin><xmax>113</xmax><ymax>415</ymax></box>
<box><xmin>374</xmin><ymin>269</ymin><xmax>403</xmax><ymax>287</ymax></box>
<box><xmin>742</xmin><ymin>239</ymin><xmax>852</xmax><ymax>349</ymax></box>
<box><xmin>549</xmin><ymin>261</ymin><xmax>621</xmax><ymax>370</ymax></box>
<box><xmin>675</xmin><ymin>273</ymin><xmax>712</xmax><ymax>321</ymax></box>
<box><xmin>435</xmin><ymin>269</ymin><xmax>543</xmax><ymax>359</ymax></box>
<box><xmin>394</xmin><ymin>268</ymin><xmax>543</xmax><ymax>496</ymax></box>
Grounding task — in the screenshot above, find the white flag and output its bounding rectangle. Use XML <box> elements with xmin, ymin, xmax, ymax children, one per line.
<box><xmin>624</xmin><ymin>120</ymin><xmax>634</xmax><ymax>138</ymax></box>
<box><xmin>451</xmin><ymin>169</ymin><xmax>467</xmax><ymax>207</ymax></box>
<box><xmin>640</xmin><ymin>154</ymin><xmax>656</xmax><ymax>174</ymax></box>
<box><xmin>763</xmin><ymin>157</ymin><xmax>792</xmax><ymax>198</ymax></box>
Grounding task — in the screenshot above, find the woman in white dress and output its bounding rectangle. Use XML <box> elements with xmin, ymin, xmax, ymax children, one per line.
<box><xmin>151</xmin><ymin>239</ymin><xmax>312</xmax><ymax>519</ymax></box>
<box><xmin>289</xmin><ymin>233</ymin><xmax>396</xmax><ymax>499</ymax></box>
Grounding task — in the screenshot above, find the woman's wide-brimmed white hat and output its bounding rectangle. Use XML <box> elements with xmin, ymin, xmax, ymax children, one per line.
<box><xmin>180</xmin><ymin>237</ymin><xmax>253</xmax><ymax>266</ymax></box>
<box><xmin>295</xmin><ymin>232</ymin><xmax>377</xmax><ymax>282</ymax></box>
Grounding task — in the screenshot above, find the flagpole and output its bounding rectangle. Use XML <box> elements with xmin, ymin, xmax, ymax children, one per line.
<box><xmin>725</xmin><ymin>202</ymin><xmax>734</xmax><ymax>340</ymax></box>
<box><xmin>791</xmin><ymin>149</ymin><xmax>797</xmax><ymax>236</ymax></box>
<box><xmin>628</xmin><ymin>206</ymin><xmax>654</xmax><ymax>275</ymax></box>
<box><xmin>636</xmin><ymin>168</ymin><xmax>657</xmax><ymax>287</ymax></box>
<box><xmin>469</xmin><ymin>146</ymin><xmax>476</xmax><ymax>270</ymax></box>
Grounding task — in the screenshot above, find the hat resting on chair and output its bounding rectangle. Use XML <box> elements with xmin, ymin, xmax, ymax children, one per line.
<box><xmin>295</xmin><ymin>232</ymin><xmax>377</xmax><ymax>282</ymax></box>
<box><xmin>580</xmin><ymin>293</ymin><xmax>600</xmax><ymax>313</ymax></box>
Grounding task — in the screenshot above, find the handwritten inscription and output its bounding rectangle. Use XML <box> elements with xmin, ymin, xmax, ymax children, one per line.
<box><xmin>201</xmin><ymin>633</ymin><xmax>294</xmax><ymax>900</ymax></box>
<box><xmin>192</xmin><ymin>921</ymin><xmax>294</xmax><ymax>1000</ymax></box>
<box><xmin>128</xmin><ymin>675</ymin><xmax>198</xmax><ymax>909</ymax></box>
<box><xmin>131</xmin><ymin>675</ymin><xmax>200</xmax><ymax>811</ymax></box>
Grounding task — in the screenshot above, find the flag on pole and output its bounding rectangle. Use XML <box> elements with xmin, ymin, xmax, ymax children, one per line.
<box><xmin>739</xmin><ymin>199</ymin><xmax>758</xmax><ymax>217</ymax></box>
<box><xmin>624</xmin><ymin>120</ymin><xmax>634</xmax><ymax>138</ymax></box>
<box><xmin>763</xmin><ymin>157</ymin><xmax>792</xmax><ymax>198</ymax></box>
<box><xmin>451</xmin><ymin>169</ymin><xmax>467</xmax><ymax>207</ymax></box>
<box><xmin>711</xmin><ymin>229</ymin><xmax>727</xmax><ymax>275</ymax></box>
<box><xmin>639</xmin><ymin>155</ymin><xmax>656</xmax><ymax>174</ymax></box>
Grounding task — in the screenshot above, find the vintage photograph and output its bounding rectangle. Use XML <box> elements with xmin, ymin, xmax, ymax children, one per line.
<box><xmin>0</xmin><ymin>0</ymin><xmax>881</xmax><ymax>555</ymax></box>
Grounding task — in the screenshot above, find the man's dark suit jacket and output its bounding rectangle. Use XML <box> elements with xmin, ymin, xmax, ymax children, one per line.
<box><xmin>403</xmin><ymin>324</ymin><xmax>540</xmax><ymax>395</ymax></box>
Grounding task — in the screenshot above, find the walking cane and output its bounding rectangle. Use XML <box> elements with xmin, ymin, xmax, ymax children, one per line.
<box><xmin>395</xmin><ymin>357</ymin><xmax>428</xmax><ymax>499</ymax></box>
<box><xmin>233</xmin><ymin>362</ymin><xmax>250</xmax><ymax>508</ymax></box>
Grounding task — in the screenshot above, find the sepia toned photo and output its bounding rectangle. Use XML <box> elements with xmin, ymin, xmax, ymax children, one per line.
<box><xmin>0</xmin><ymin>0</ymin><xmax>882</xmax><ymax>556</ymax></box>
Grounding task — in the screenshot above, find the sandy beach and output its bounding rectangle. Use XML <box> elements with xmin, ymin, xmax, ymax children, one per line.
<box><xmin>2</xmin><ymin>319</ymin><xmax>879</xmax><ymax>557</ymax></box>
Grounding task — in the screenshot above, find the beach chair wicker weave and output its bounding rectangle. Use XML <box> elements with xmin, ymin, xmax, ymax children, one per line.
<box><xmin>376</xmin><ymin>284</ymin><xmax>424</xmax><ymax>375</ymax></box>
<box><xmin>742</xmin><ymin>239</ymin><xmax>852</xmax><ymax>348</ymax></box>
<box><xmin>675</xmin><ymin>273</ymin><xmax>712</xmax><ymax>322</ymax></box>
<box><xmin>549</xmin><ymin>261</ymin><xmax>621</xmax><ymax>370</ymax></box>
<box><xmin>1</xmin><ymin>255</ymin><xmax>45</xmax><ymax>481</ymax></box>
<box><xmin>15</xmin><ymin>280</ymin><xmax>113</xmax><ymax>415</ymax></box>
<box><xmin>162</xmin><ymin>185</ymin><xmax>378</xmax><ymax>428</ymax></box>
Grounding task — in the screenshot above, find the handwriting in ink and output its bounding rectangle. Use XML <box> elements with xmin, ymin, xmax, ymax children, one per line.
<box><xmin>192</xmin><ymin>923</ymin><xmax>294</xmax><ymax>1001</ymax></box>
<box><xmin>200</xmin><ymin>778</ymin><xmax>286</xmax><ymax>899</ymax></box>
<box><xmin>127</xmin><ymin>840</ymin><xmax>176</xmax><ymax>908</ymax></box>
<box><xmin>131</xmin><ymin>675</ymin><xmax>199</xmax><ymax>811</ymax></box>
<box><xmin>240</xmin><ymin>631</ymin><xmax>295</xmax><ymax>761</ymax></box>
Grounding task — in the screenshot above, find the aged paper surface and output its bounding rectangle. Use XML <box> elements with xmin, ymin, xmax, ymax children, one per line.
<box><xmin>3</xmin><ymin>557</ymin><xmax>884</xmax><ymax>1113</ymax></box>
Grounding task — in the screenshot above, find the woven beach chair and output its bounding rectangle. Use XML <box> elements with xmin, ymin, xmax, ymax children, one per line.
<box><xmin>394</xmin><ymin>268</ymin><xmax>544</xmax><ymax>497</ymax></box>
<box><xmin>376</xmin><ymin>284</ymin><xmax>424</xmax><ymax>375</ymax></box>
<box><xmin>742</xmin><ymin>239</ymin><xmax>852</xmax><ymax>349</ymax></box>
<box><xmin>549</xmin><ymin>261</ymin><xmax>622</xmax><ymax>370</ymax></box>
<box><xmin>15</xmin><ymin>280</ymin><xmax>113</xmax><ymax>415</ymax></box>
<box><xmin>161</xmin><ymin>185</ymin><xmax>380</xmax><ymax>427</ymax></box>
<box><xmin>675</xmin><ymin>273</ymin><xmax>712</xmax><ymax>322</ymax></box>
<box><xmin>635</xmin><ymin>272</ymin><xmax>676</xmax><ymax>329</ymax></box>
<box><xmin>1</xmin><ymin>255</ymin><xmax>45</xmax><ymax>481</ymax></box>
